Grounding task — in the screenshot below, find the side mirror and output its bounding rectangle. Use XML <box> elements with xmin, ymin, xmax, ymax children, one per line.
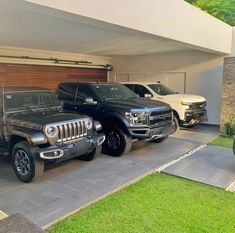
<box><xmin>144</xmin><ymin>93</ymin><xmax>152</xmax><ymax>98</ymax></box>
<box><xmin>84</xmin><ymin>97</ymin><xmax>98</xmax><ymax>105</ymax></box>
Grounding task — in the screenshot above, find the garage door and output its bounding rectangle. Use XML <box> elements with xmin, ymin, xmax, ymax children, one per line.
<box><xmin>116</xmin><ymin>72</ymin><xmax>186</xmax><ymax>94</ymax></box>
<box><xmin>0</xmin><ymin>63</ymin><xmax>107</xmax><ymax>90</ymax></box>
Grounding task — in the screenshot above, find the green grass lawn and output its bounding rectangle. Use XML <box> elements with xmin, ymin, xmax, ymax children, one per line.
<box><xmin>49</xmin><ymin>173</ymin><xmax>235</xmax><ymax>233</ymax></box>
<box><xmin>208</xmin><ymin>136</ymin><xmax>233</xmax><ymax>148</ymax></box>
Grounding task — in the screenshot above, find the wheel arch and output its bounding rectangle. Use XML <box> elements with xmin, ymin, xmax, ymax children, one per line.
<box><xmin>9</xmin><ymin>134</ymin><xmax>27</xmax><ymax>152</ymax></box>
<box><xmin>101</xmin><ymin>112</ymin><xmax>130</xmax><ymax>135</ymax></box>
<box><xmin>173</xmin><ymin>109</ymin><xmax>180</xmax><ymax>121</ymax></box>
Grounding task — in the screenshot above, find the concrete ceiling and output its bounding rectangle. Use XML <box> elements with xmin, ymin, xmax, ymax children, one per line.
<box><xmin>0</xmin><ymin>0</ymin><xmax>192</xmax><ymax>56</ymax></box>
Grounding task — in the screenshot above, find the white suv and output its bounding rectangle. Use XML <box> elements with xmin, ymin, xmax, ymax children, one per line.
<box><xmin>122</xmin><ymin>82</ymin><xmax>207</xmax><ymax>129</ymax></box>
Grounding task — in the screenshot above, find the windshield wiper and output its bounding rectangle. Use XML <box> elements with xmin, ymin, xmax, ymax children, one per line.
<box><xmin>104</xmin><ymin>98</ymin><xmax>117</xmax><ymax>101</ymax></box>
<box><xmin>39</xmin><ymin>105</ymin><xmax>60</xmax><ymax>108</ymax></box>
<box><xmin>21</xmin><ymin>106</ymin><xmax>36</xmax><ymax>111</ymax></box>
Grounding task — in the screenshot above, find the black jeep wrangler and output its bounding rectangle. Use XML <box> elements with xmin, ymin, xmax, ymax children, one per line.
<box><xmin>0</xmin><ymin>87</ymin><xmax>105</xmax><ymax>183</ymax></box>
<box><xmin>57</xmin><ymin>82</ymin><xmax>176</xmax><ymax>157</ymax></box>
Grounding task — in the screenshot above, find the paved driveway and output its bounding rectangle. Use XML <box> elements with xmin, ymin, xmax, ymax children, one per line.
<box><xmin>0</xmin><ymin>125</ymin><xmax>218</xmax><ymax>227</ymax></box>
<box><xmin>164</xmin><ymin>145</ymin><xmax>235</xmax><ymax>189</ymax></box>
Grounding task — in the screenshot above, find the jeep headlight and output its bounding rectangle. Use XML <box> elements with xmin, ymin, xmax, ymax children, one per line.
<box><xmin>45</xmin><ymin>126</ymin><xmax>58</xmax><ymax>138</ymax></box>
<box><xmin>125</xmin><ymin>111</ymin><xmax>148</xmax><ymax>125</ymax></box>
<box><xmin>85</xmin><ymin>119</ymin><xmax>93</xmax><ymax>130</ymax></box>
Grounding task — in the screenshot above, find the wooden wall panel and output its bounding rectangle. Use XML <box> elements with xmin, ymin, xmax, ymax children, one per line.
<box><xmin>0</xmin><ymin>63</ymin><xmax>107</xmax><ymax>90</ymax></box>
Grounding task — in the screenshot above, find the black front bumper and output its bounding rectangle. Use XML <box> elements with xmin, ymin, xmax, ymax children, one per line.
<box><xmin>182</xmin><ymin>109</ymin><xmax>208</xmax><ymax>127</ymax></box>
<box><xmin>128</xmin><ymin>122</ymin><xmax>176</xmax><ymax>140</ymax></box>
<box><xmin>38</xmin><ymin>134</ymin><xmax>105</xmax><ymax>160</ymax></box>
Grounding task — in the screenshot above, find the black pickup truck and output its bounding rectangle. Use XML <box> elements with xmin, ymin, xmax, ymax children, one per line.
<box><xmin>0</xmin><ymin>87</ymin><xmax>105</xmax><ymax>182</ymax></box>
<box><xmin>57</xmin><ymin>82</ymin><xmax>176</xmax><ymax>157</ymax></box>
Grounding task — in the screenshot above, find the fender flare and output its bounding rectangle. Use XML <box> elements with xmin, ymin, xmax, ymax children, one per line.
<box><xmin>9</xmin><ymin>130</ymin><xmax>47</xmax><ymax>148</ymax></box>
<box><xmin>101</xmin><ymin>112</ymin><xmax>130</xmax><ymax>130</ymax></box>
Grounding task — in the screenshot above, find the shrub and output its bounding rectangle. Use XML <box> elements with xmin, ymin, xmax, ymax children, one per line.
<box><xmin>224</xmin><ymin>117</ymin><xmax>235</xmax><ymax>137</ymax></box>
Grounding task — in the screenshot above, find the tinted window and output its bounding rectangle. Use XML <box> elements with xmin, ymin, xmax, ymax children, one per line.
<box><xmin>76</xmin><ymin>85</ymin><xmax>94</xmax><ymax>103</ymax></box>
<box><xmin>134</xmin><ymin>85</ymin><xmax>152</xmax><ymax>97</ymax></box>
<box><xmin>148</xmin><ymin>84</ymin><xmax>176</xmax><ymax>96</ymax></box>
<box><xmin>124</xmin><ymin>84</ymin><xmax>135</xmax><ymax>91</ymax></box>
<box><xmin>57</xmin><ymin>84</ymin><xmax>76</xmax><ymax>100</ymax></box>
<box><xmin>40</xmin><ymin>92</ymin><xmax>59</xmax><ymax>105</ymax></box>
<box><xmin>4</xmin><ymin>91</ymin><xmax>60</xmax><ymax>112</ymax></box>
<box><xmin>91</xmin><ymin>83</ymin><xmax>136</xmax><ymax>101</ymax></box>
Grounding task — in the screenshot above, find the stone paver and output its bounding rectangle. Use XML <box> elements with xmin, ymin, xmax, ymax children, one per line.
<box><xmin>0</xmin><ymin>214</ymin><xmax>46</xmax><ymax>233</ymax></box>
<box><xmin>0</xmin><ymin>125</ymin><xmax>218</xmax><ymax>227</ymax></box>
<box><xmin>164</xmin><ymin>145</ymin><xmax>235</xmax><ymax>188</ymax></box>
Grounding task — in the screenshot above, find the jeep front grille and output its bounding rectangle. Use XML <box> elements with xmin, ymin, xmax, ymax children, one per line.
<box><xmin>56</xmin><ymin>120</ymin><xmax>88</xmax><ymax>142</ymax></box>
<box><xmin>149</xmin><ymin>109</ymin><xmax>173</xmax><ymax>126</ymax></box>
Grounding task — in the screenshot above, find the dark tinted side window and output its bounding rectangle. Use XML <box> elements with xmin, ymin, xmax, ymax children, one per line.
<box><xmin>76</xmin><ymin>85</ymin><xmax>95</xmax><ymax>103</ymax></box>
<box><xmin>124</xmin><ymin>84</ymin><xmax>135</xmax><ymax>91</ymax></box>
<box><xmin>57</xmin><ymin>84</ymin><xmax>76</xmax><ymax>100</ymax></box>
<box><xmin>134</xmin><ymin>85</ymin><xmax>151</xmax><ymax>97</ymax></box>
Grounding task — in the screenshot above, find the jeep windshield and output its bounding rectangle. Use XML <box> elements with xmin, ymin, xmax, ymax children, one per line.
<box><xmin>148</xmin><ymin>84</ymin><xmax>176</xmax><ymax>96</ymax></box>
<box><xmin>4</xmin><ymin>91</ymin><xmax>60</xmax><ymax>112</ymax></box>
<box><xmin>92</xmin><ymin>83</ymin><xmax>137</xmax><ymax>101</ymax></box>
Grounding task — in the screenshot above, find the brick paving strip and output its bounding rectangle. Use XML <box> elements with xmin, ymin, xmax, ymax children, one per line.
<box><xmin>226</xmin><ymin>180</ymin><xmax>235</xmax><ymax>192</ymax></box>
<box><xmin>0</xmin><ymin>211</ymin><xmax>7</xmax><ymax>220</ymax></box>
<box><xmin>155</xmin><ymin>144</ymin><xmax>207</xmax><ymax>172</ymax></box>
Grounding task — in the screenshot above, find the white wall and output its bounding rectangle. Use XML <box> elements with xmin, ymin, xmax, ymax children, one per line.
<box><xmin>26</xmin><ymin>0</ymin><xmax>232</xmax><ymax>55</ymax></box>
<box><xmin>111</xmin><ymin>51</ymin><xmax>224</xmax><ymax>125</ymax></box>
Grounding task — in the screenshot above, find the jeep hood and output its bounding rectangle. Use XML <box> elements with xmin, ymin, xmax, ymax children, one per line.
<box><xmin>8</xmin><ymin>111</ymin><xmax>88</xmax><ymax>130</ymax></box>
<box><xmin>104</xmin><ymin>97</ymin><xmax>171</xmax><ymax>111</ymax></box>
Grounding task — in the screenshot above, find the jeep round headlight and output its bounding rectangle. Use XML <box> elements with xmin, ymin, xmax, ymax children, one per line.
<box><xmin>45</xmin><ymin>126</ymin><xmax>57</xmax><ymax>137</ymax></box>
<box><xmin>85</xmin><ymin>120</ymin><xmax>93</xmax><ymax>130</ymax></box>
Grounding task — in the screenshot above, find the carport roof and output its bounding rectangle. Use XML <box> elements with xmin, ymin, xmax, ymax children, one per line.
<box><xmin>0</xmin><ymin>0</ymin><xmax>233</xmax><ymax>56</ymax></box>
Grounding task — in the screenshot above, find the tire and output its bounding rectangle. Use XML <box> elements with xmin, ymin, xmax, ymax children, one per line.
<box><xmin>102</xmin><ymin>125</ymin><xmax>132</xmax><ymax>157</ymax></box>
<box><xmin>78</xmin><ymin>145</ymin><xmax>102</xmax><ymax>161</ymax></box>
<box><xmin>173</xmin><ymin>115</ymin><xmax>180</xmax><ymax>132</ymax></box>
<box><xmin>12</xmin><ymin>141</ymin><xmax>44</xmax><ymax>183</ymax></box>
<box><xmin>150</xmin><ymin>136</ymin><xmax>168</xmax><ymax>143</ymax></box>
